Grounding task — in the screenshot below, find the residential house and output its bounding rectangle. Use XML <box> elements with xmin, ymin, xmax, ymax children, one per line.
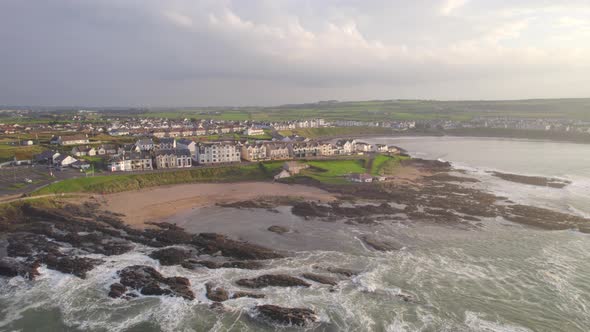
<box><xmin>155</xmin><ymin>149</ymin><xmax>192</xmax><ymax>169</ymax></box>
<box><xmin>241</xmin><ymin>143</ymin><xmax>267</xmax><ymax>161</ymax></box>
<box><xmin>375</xmin><ymin>144</ymin><xmax>389</xmax><ymax>153</ymax></box>
<box><xmin>71</xmin><ymin>146</ymin><xmax>96</xmax><ymax>157</ymax></box>
<box><xmin>266</xmin><ymin>143</ymin><xmax>291</xmax><ymax>160</ymax></box>
<box><xmin>196</xmin><ymin>142</ymin><xmax>241</xmax><ymax>164</ymax></box>
<box><xmin>71</xmin><ymin>160</ymin><xmax>91</xmax><ymax>170</ymax></box>
<box><xmin>57</xmin><ymin>135</ymin><xmax>90</xmax><ymax>146</ymax></box>
<box><xmin>244</xmin><ymin>127</ymin><xmax>265</xmax><ymax>136</ymax></box>
<box><xmin>355</xmin><ymin>142</ymin><xmax>373</xmax><ymax>153</ymax></box>
<box><xmin>157</xmin><ymin>137</ymin><xmax>176</xmax><ymax>150</ymax></box>
<box><xmin>316</xmin><ymin>142</ymin><xmax>337</xmax><ymax>156</ymax></box>
<box><xmin>135</xmin><ymin>138</ymin><xmax>155</xmax><ymax>151</ymax></box>
<box><xmin>349</xmin><ymin>173</ymin><xmax>373</xmax><ymax>183</ymax></box>
<box><xmin>177</xmin><ymin>139</ymin><xmax>197</xmax><ymax>156</ymax></box>
<box><xmin>336</xmin><ymin>139</ymin><xmax>357</xmax><ymax>155</ymax></box>
<box><xmin>34</xmin><ymin>150</ymin><xmax>60</xmax><ymax>164</ymax></box>
<box><xmin>54</xmin><ymin>155</ymin><xmax>78</xmax><ymax>167</ymax></box>
<box><xmin>108</xmin><ymin>153</ymin><xmax>153</xmax><ymax>172</ymax></box>
<box><xmin>290</xmin><ymin>142</ymin><xmax>319</xmax><ymax>158</ymax></box>
<box><xmin>97</xmin><ymin>144</ymin><xmax>118</xmax><ymax>156</ymax></box>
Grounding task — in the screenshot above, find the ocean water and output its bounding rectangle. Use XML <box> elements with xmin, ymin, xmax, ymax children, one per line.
<box><xmin>1</xmin><ymin>137</ymin><xmax>590</xmax><ymax>332</ymax></box>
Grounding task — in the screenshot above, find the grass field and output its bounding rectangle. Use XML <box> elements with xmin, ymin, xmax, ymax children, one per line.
<box><xmin>301</xmin><ymin>159</ymin><xmax>368</xmax><ymax>184</ymax></box>
<box><xmin>129</xmin><ymin>98</ymin><xmax>590</xmax><ymax>122</ymax></box>
<box><xmin>279</xmin><ymin>127</ymin><xmax>393</xmax><ymax>139</ymax></box>
<box><xmin>0</xmin><ymin>144</ymin><xmax>45</xmax><ymax>162</ymax></box>
<box><xmin>33</xmin><ymin>162</ymin><xmax>283</xmax><ymax>195</ymax></box>
<box><xmin>370</xmin><ymin>155</ymin><xmax>410</xmax><ymax>175</ymax></box>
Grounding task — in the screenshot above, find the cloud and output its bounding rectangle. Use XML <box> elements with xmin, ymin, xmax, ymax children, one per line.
<box><xmin>440</xmin><ymin>0</ymin><xmax>469</xmax><ymax>15</ymax></box>
<box><xmin>0</xmin><ymin>0</ymin><xmax>588</xmax><ymax>106</ymax></box>
<box><xmin>164</xmin><ymin>11</ymin><xmax>194</xmax><ymax>28</ymax></box>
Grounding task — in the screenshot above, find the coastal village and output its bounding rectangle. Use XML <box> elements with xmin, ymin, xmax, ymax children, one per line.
<box><xmin>31</xmin><ymin>134</ymin><xmax>402</xmax><ymax>181</ymax></box>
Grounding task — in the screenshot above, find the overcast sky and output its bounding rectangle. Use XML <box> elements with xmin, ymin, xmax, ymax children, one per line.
<box><xmin>1</xmin><ymin>0</ymin><xmax>589</xmax><ymax>107</ymax></box>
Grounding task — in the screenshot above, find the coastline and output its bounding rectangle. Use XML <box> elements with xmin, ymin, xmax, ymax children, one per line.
<box><xmin>96</xmin><ymin>182</ymin><xmax>337</xmax><ymax>227</ymax></box>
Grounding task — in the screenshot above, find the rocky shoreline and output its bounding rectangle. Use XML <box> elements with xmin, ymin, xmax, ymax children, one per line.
<box><xmin>0</xmin><ymin>202</ymin><xmax>352</xmax><ymax>327</ymax></box>
<box><xmin>1</xmin><ymin>157</ymin><xmax>589</xmax><ymax>328</ymax></box>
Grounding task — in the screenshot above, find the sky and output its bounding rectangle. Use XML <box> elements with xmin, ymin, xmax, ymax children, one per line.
<box><xmin>1</xmin><ymin>0</ymin><xmax>589</xmax><ymax>107</ymax></box>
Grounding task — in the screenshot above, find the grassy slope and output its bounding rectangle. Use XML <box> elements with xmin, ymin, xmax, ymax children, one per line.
<box><xmin>34</xmin><ymin>162</ymin><xmax>283</xmax><ymax>195</ymax></box>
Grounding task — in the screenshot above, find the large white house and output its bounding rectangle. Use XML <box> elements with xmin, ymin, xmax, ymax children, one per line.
<box><xmin>241</xmin><ymin>143</ymin><xmax>267</xmax><ymax>161</ymax></box>
<box><xmin>244</xmin><ymin>127</ymin><xmax>265</xmax><ymax>136</ymax></box>
<box><xmin>57</xmin><ymin>135</ymin><xmax>90</xmax><ymax>146</ymax></box>
<box><xmin>196</xmin><ymin>142</ymin><xmax>241</xmax><ymax>164</ymax></box>
<box><xmin>154</xmin><ymin>149</ymin><xmax>192</xmax><ymax>169</ymax></box>
<box><xmin>109</xmin><ymin>153</ymin><xmax>153</xmax><ymax>172</ymax></box>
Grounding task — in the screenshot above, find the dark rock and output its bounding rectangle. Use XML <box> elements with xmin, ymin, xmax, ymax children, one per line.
<box><xmin>142</xmin><ymin>223</ymin><xmax>193</xmax><ymax>245</ymax></box>
<box><xmin>141</xmin><ymin>283</ymin><xmax>172</xmax><ymax>296</ymax></box>
<box><xmin>231</xmin><ymin>291</ymin><xmax>265</xmax><ymax>299</ymax></box>
<box><xmin>41</xmin><ymin>255</ymin><xmax>103</xmax><ymax>279</ymax></box>
<box><xmin>236</xmin><ymin>274</ymin><xmax>310</xmax><ymax>288</ymax></box>
<box><xmin>149</xmin><ymin>247</ymin><xmax>193</xmax><ymax>266</ymax></box>
<box><xmin>205</xmin><ymin>282</ymin><xmax>229</xmax><ymax>302</ymax></box>
<box><xmin>182</xmin><ymin>260</ymin><xmax>263</xmax><ymax>270</ymax></box>
<box><xmin>117</xmin><ymin>265</ymin><xmax>195</xmax><ymax>300</ymax></box>
<box><xmin>0</xmin><ymin>257</ymin><xmax>40</xmax><ymax>280</ymax></box>
<box><xmin>108</xmin><ymin>283</ymin><xmax>127</xmax><ymax>298</ymax></box>
<box><xmin>192</xmin><ymin>233</ymin><xmax>284</xmax><ymax>260</ymax></box>
<box><xmin>267</xmin><ymin>225</ymin><xmax>289</xmax><ymax>234</ymax></box>
<box><xmin>255</xmin><ymin>304</ymin><xmax>317</xmax><ymax>326</ymax></box>
<box><xmin>301</xmin><ymin>273</ymin><xmax>338</xmax><ymax>286</ymax></box>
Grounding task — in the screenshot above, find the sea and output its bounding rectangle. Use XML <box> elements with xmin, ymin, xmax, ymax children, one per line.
<box><xmin>1</xmin><ymin>136</ymin><xmax>589</xmax><ymax>332</ymax></box>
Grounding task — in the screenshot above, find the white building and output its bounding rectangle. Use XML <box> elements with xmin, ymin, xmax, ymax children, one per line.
<box><xmin>196</xmin><ymin>142</ymin><xmax>241</xmax><ymax>164</ymax></box>
<box><xmin>57</xmin><ymin>135</ymin><xmax>90</xmax><ymax>146</ymax></box>
<box><xmin>244</xmin><ymin>127</ymin><xmax>265</xmax><ymax>136</ymax></box>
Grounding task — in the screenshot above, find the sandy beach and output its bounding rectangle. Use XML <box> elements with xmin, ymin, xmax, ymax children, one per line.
<box><xmin>98</xmin><ymin>182</ymin><xmax>337</xmax><ymax>227</ymax></box>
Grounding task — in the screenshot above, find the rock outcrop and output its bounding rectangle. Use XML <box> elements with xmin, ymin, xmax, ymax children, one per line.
<box><xmin>236</xmin><ymin>274</ymin><xmax>310</xmax><ymax>288</ymax></box>
<box><xmin>117</xmin><ymin>265</ymin><xmax>195</xmax><ymax>300</ymax></box>
<box><xmin>255</xmin><ymin>304</ymin><xmax>317</xmax><ymax>326</ymax></box>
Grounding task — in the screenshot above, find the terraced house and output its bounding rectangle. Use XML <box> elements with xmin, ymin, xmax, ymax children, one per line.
<box><xmin>266</xmin><ymin>143</ymin><xmax>291</xmax><ymax>160</ymax></box>
<box><xmin>154</xmin><ymin>149</ymin><xmax>192</xmax><ymax>169</ymax></box>
<box><xmin>108</xmin><ymin>153</ymin><xmax>153</xmax><ymax>172</ymax></box>
<box><xmin>241</xmin><ymin>143</ymin><xmax>267</xmax><ymax>161</ymax></box>
<box><xmin>290</xmin><ymin>142</ymin><xmax>320</xmax><ymax>158</ymax></box>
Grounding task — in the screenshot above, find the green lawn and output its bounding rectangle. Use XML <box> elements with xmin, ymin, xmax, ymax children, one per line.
<box><xmin>301</xmin><ymin>159</ymin><xmax>368</xmax><ymax>184</ymax></box>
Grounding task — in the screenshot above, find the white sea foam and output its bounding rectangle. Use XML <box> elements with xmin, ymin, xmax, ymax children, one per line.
<box><xmin>464</xmin><ymin>311</ymin><xmax>532</xmax><ymax>332</ymax></box>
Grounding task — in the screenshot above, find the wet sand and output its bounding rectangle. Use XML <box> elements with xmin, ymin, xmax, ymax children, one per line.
<box><xmin>99</xmin><ymin>182</ymin><xmax>337</xmax><ymax>227</ymax></box>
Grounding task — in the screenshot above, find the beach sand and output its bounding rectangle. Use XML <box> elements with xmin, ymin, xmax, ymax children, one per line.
<box><xmin>98</xmin><ymin>182</ymin><xmax>337</xmax><ymax>227</ymax></box>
